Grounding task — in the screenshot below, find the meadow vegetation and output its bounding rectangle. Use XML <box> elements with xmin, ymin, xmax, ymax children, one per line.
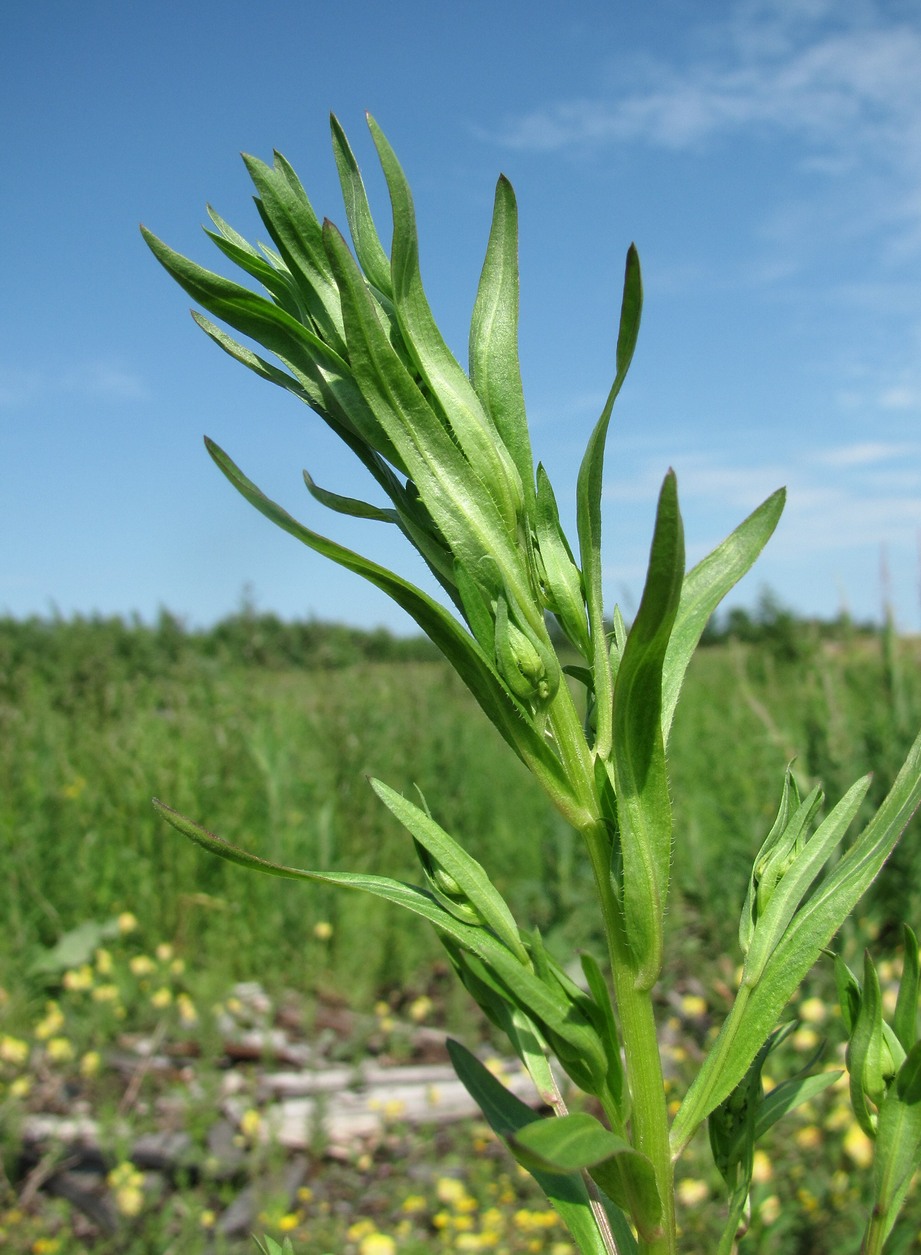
<box><xmin>1</xmin><ymin>607</ymin><xmax>920</xmax><ymax>1252</ymax></box>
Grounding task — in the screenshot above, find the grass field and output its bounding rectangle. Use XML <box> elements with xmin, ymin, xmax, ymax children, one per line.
<box><xmin>2</xmin><ymin>611</ymin><xmax>920</xmax><ymax>1252</ymax></box>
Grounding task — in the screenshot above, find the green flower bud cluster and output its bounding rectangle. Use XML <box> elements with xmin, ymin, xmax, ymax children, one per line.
<box><xmin>836</xmin><ymin>927</ymin><xmax>921</xmax><ymax>1136</ymax></box>
<box><xmin>739</xmin><ymin>768</ymin><xmax>815</xmax><ymax>959</ymax></box>
<box><xmin>836</xmin><ymin>927</ymin><xmax>921</xmax><ymax>1249</ymax></box>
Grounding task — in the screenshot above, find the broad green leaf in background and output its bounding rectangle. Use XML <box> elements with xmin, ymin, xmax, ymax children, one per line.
<box><xmin>447</xmin><ymin>1039</ymin><xmax>638</xmax><ymax>1255</ymax></box>
<box><xmin>511</xmin><ymin>1111</ymin><xmax>662</xmax><ymax>1242</ymax></box>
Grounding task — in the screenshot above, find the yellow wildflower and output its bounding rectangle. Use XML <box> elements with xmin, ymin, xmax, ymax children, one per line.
<box><xmin>35</xmin><ymin>1002</ymin><xmax>65</xmax><ymax>1040</ymax></box>
<box><xmin>63</xmin><ymin>965</ymin><xmax>94</xmax><ymax>992</ymax></box>
<box><xmin>408</xmin><ymin>995</ymin><xmax>433</xmax><ymax>1022</ymax></box>
<box><xmin>46</xmin><ymin>1036</ymin><xmax>75</xmax><ymax>1063</ymax></box>
<box><xmin>752</xmin><ymin>1150</ymin><xmax>773</xmax><ymax>1183</ymax></box>
<box><xmin>240</xmin><ymin>1108</ymin><xmax>262</xmax><ymax>1139</ymax></box>
<box><xmin>358</xmin><ymin>1235</ymin><xmax>396</xmax><ymax>1255</ymax></box>
<box><xmin>679</xmin><ymin>993</ymin><xmax>707</xmax><ymax>1018</ymax></box>
<box><xmin>108</xmin><ymin>1162</ymin><xmax>145</xmax><ymax>1217</ymax></box>
<box><xmin>844</xmin><ymin>1123</ymin><xmax>875</xmax><ymax>1169</ymax></box>
<box><xmin>347</xmin><ymin>1219</ymin><xmax>375</xmax><ymax>1240</ymax></box>
<box><xmin>437</xmin><ymin>1177</ymin><xmax>468</xmax><ymax>1206</ymax></box>
<box><xmin>92</xmin><ymin>983</ymin><xmax>119</xmax><ymax>1004</ymax></box>
<box><xmin>676</xmin><ymin>1178</ymin><xmax>709</xmax><ymax>1207</ymax></box>
<box><xmin>798</xmin><ymin>996</ymin><xmax>827</xmax><ymax>1024</ymax></box>
<box><xmin>176</xmin><ymin>992</ymin><xmax>198</xmax><ymax>1026</ymax></box>
<box><xmin>62</xmin><ymin>775</ymin><xmax>86</xmax><ymax>801</ymax></box>
<box><xmin>80</xmin><ymin>1050</ymin><xmax>102</xmax><ymax>1078</ymax></box>
<box><xmin>760</xmin><ymin>1194</ymin><xmax>781</xmax><ymax>1225</ymax></box>
<box><xmin>795</xmin><ymin>1124</ymin><xmax>822</xmax><ymax>1150</ymax></box>
<box><xmin>0</xmin><ymin>1036</ymin><xmax>29</xmax><ymax>1066</ymax></box>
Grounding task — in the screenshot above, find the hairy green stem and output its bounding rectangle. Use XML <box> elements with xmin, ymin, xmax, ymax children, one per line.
<box><xmin>584</xmin><ymin>819</ymin><xmax>677</xmax><ymax>1254</ymax></box>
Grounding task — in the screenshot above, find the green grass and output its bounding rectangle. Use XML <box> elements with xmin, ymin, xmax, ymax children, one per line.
<box><xmin>2</xmin><ymin>613</ymin><xmax>920</xmax><ymax>1252</ymax></box>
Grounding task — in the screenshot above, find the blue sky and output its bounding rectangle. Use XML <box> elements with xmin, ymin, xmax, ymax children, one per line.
<box><xmin>3</xmin><ymin>0</ymin><xmax>920</xmax><ymax>632</ymax></box>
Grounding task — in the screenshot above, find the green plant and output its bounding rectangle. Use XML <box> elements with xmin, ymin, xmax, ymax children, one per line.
<box><xmin>143</xmin><ymin>115</ymin><xmax>921</xmax><ymax>1254</ymax></box>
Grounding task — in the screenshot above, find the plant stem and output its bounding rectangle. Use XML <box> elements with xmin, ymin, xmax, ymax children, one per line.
<box><xmin>584</xmin><ymin>819</ymin><xmax>677</xmax><ymax>1255</ymax></box>
<box><xmin>862</xmin><ymin>1209</ymin><xmax>887</xmax><ymax>1255</ymax></box>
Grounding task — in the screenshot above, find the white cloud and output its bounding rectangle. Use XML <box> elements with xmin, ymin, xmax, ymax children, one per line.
<box><xmin>493</xmin><ymin>5</ymin><xmax>921</xmax><ymax>173</ymax></box>
<box><xmin>606</xmin><ymin>441</ymin><xmax>921</xmax><ymax>565</ymax></box>
<box><xmin>879</xmin><ymin>385</ymin><xmax>921</xmax><ymax>411</ymax></box>
<box><xmin>813</xmin><ymin>441</ymin><xmax>919</xmax><ymax>468</ymax></box>
<box><xmin>0</xmin><ymin>360</ymin><xmax>148</xmax><ymax>410</ymax></box>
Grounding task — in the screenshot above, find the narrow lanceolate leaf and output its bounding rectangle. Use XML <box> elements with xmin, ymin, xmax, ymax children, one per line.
<box><xmin>576</xmin><ymin>245</ymin><xmax>643</xmax><ymax>759</ymax></box>
<box><xmin>242</xmin><ymin>151</ymin><xmax>348</xmax><ymax>356</ymax></box>
<box><xmin>661</xmin><ymin>488</ymin><xmax>785</xmax><ymax>745</ymax></box>
<box><xmin>323</xmin><ymin>220</ymin><xmax>535</xmax><ymax>622</ymax></box>
<box><xmin>469</xmin><ymin>174</ymin><xmax>536</xmax><ymax>518</ymax></box>
<box><xmin>329</xmin><ymin>113</ymin><xmax>393</xmax><ymax>298</ymax></box>
<box><xmin>141</xmin><ymin>227</ymin><xmax>348</xmax><ymax>379</ymax></box>
<box><xmin>302</xmin><ymin>470</ymin><xmax>398</xmax><ymax>523</ymax></box>
<box><xmin>366</xmin><ymin>114</ymin><xmax>525</xmax><ymax>542</ymax></box>
<box><xmin>155</xmin><ymin>800</ymin><xmax>604</xmax><ymax>1071</ymax></box>
<box><xmin>191</xmin><ymin>311</ymin><xmax>313</xmax><ymax>401</ymax></box>
<box><xmin>753</xmin><ymin>1070</ymin><xmax>842</xmax><ymax>1144</ymax></box>
<box><xmin>671</xmin><ymin>729</ymin><xmax>921</xmax><ymax>1154</ymax></box>
<box><xmin>203</xmin><ymin>225</ymin><xmax>304</xmax><ymax>319</ymax></box>
<box><xmin>447</xmin><ymin>1040</ymin><xmax>637</xmax><ymax>1255</ymax></box>
<box><xmin>152</xmin><ymin>799</ymin><xmax>511</xmax><ymax>962</ymax></box>
<box><xmin>369</xmin><ymin>779</ymin><xmax>530</xmax><ymax>964</ymax></box>
<box><xmin>894</xmin><ymin>924</ymin><xmax>920</xmax><ymax>1053</ymax></box>
<box><xmin>612</xmin><ymin>470</ymin><xmax>684</xmax><ymax>989</ymax></box>
<box><xmin>581</xmin><ymin>952</ymin><xmax>629</xmax><ymax>1124</ymax></box>
<box><xmin>512</xmin><ymin>1113</ymin><xmax>661</xmax><ymax>1242</ymax></box>
<box><xmin>203</xmin><ymin>438</ymin><xmax>590</xmax><ymax>830</ymax></box>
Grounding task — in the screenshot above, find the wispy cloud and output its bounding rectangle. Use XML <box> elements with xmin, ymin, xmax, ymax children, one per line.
<box><xmin>813</xmin><ymin>441</ymin><xmax>920</xmax><ymax>468</ymax></box>
<box><xmin>0</xmin><ymin>360</ymin><xmax>148</xmax><ymax>410</ymax></box>
<box><xmin>606</xmin><ymin>440</ymin><xmax>921</xmax><ymax>563</ymax></box>
<box><xmin>492</xmin><ymin>3</ymin><xmax>921</xmax><ymax>179</ymax></box>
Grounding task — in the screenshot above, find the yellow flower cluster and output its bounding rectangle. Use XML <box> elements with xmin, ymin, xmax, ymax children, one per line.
<box><xmin>107</xmin><ymin>1161</ymin><xmax>145</xmax><ymax>1217</ymax></box>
